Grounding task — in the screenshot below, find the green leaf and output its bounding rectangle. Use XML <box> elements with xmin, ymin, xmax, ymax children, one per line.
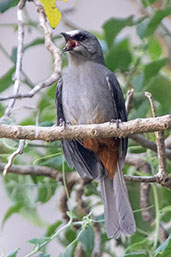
<box><xmin>62</xmin><ymin>244</ymin><xmax>75</xmax><ymax>257</ymax></box>
<box><xmin>126</xmin><ymin>238</ymin><xmax>150</xmax><ymax>252</ymax></box>
<box><xmin>141</xmin><ymin>0</ymin><xmax>158</xmax><ymax>7</ymax></box>
<box><xmin>0</xmin><ymin>66</ymin><xmax>15</xmax><ymax>93</ymax></box>
<box><xmin>28</xmin><ymin>237</ymin><xmax>50</xmax><ymax>245</ymax></box>
<box><xmin>131</xmin><ymin>72</ymin><xmax>144</xmax><ymax>91</ymax></box>
<box><xmin>144</xmin><ymin>58</ymin><xmax>167</xmax><ymax>83</ymax></box>
<box><xmin>4</xmin><ymin>175</ymin><xmax>36</xmax><ymax>208</ymax></box>
<box><xmin>130</xmin><ymin>231</ymin><xmax>148</xmax><ymax>247</ymax></box>
<box><xmin>155</xmin><ymin>235</ymin><xmax>171</xmax><ymax>256</ymax></box>
<box><xmin>65</xmin><ymin>228</ymin><xmax>77</xmax><ymax>244</ymax></box>
<box><xmin>161</xmin><ymin>206</ymin><xmax>171</xmax><ymax>214</ymax></box>
<box><xmin>105</xmin><ymin>38</ymin><xmax>132</xmax><ymax>71</ymax></box>
<box><xmin>0</xmin><ymin>103</ymin><xmax>5</xmax><ymax>117</ymax></box>
<box><xmin>146</xmin><ymin>75</ymin><xmax>171</xmax><ymax>114</ymax></box>
<box><xmin>124</xmin><ymin>253</ymin><xmax>147</xmax><ymax>257</ymax></box>
<box><xmin>38</xmin><ymin>121</ymin><xmax>54</xmax><ymax>127</ymax></box>
<box><xmin>103</xmin><ymin>16</ymin><xmax>134</xmax><ymax>48</ymax></box>
<box><xmin>79</xmin><ymin>226</ymin><xmax>94</xmax><ymax>254</ymax></box>
<box><xmin>0</xmin><ymin>0</ymin><xmax>18</xmax><ymax>13</ymax></box>
<box><xmin>2</xmin><ymin>202</ymin><xmax>23</xmax><ymax>227</ymax></box>
<box><xmin>148</xmin><ymin>37</ymin><xmax>162</xmax><ymax>61</ymax></box>
<box><xmin>45</xmin><ymin>220</ymin><xmax>62</xmax><ymax>237</ymax></box>
<box><xmin>21</xmin><ymin>208</ymin><xmax>45</xmax><ymax>227</ymax></box>
<box><xmin>5</xmin><ymin>248</ymin><xmax>20</xmax><ymax>257</ymax></box>
<box><xmin>37</xmin><ymin>181</ymin><xmax>57</xmax><ymax>203</ymax></box>
<box><xmin>137</xmin><ymin>19</ymin><xmax>149</xmax><ymax>39</ymax></box>
<box><xmin>137</xmin><ymin>8</ymin><xmax>171</xmax><ymax>38</ymax></box>
<box><xmin>35</xmin><ymin>254</ymin><xmax>50</xmax><ymax>257</ymax></box>
<box><xmin>25</xmin><ymin>38</ymin><xmax>45</xmax><ymax>50</ymax></box>
<box><xmin>24</xmin><ymin>35</ymin><xmax>60</xmax><ymax>51</ymax></box>
<box><xmin>132</xmin><ymin>58</ymin><xmax>167</xmax><ymax>91</ymax></box>
<box><xmin>39</xmin><ymin>155</ymin><xmax>62</xmax><ymax>169</ymax></box>
<box><xmin>11</xmin><ymin>47</ymin><xmax>17</xmax><ymax>63</ymax></box>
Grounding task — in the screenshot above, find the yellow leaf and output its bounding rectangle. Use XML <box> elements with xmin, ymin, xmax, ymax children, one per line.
<box><xmin>40</xmin><ymin>0</ymin><xmax>67</xmax><ymax>29</ymax></box>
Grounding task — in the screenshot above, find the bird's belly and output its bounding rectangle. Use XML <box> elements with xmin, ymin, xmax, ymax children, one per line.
<box><xmin>62</xmin><ymin>86</ymin><xmax>114</xmax><ymax>125</ymax></box>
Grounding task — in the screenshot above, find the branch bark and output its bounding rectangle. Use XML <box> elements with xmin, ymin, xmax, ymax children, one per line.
<box><xmin>0</xmin><ymin>115</ymin><xmax>170</xmax><ymax>141</ymax></box>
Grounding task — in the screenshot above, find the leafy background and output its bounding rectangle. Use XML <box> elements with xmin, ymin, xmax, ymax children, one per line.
<box><xmin>0</xmin><ymin>0</ymin><xmax>171</xmax><ymax>256</ymax></box>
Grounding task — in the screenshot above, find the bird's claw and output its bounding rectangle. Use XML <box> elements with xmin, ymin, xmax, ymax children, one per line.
<box><xmin>59</xmin><ymin>118</ymin><xmax>71</xmax><ymax>128</ymax></box>
<box><xmin>59</xmin><ymin>118</ymin><xmax>66</xmax><ymax>128</ymax></box>
<box><xmin>110</xmin><ymin>119</ymin><xmax>122</xmax><ymax>129</ymax></box>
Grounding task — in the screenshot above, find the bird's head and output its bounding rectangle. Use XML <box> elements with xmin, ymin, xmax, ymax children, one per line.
<box><xmin>61</xmin><ymin>30</ymin><xmax>104</xmax><ymax>65</ymax></box>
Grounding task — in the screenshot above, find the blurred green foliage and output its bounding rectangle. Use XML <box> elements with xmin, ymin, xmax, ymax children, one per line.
<box><xmin>0</xmin><ymin>0</ymin><xmax>171</xmax><ymax>257</ymax></box>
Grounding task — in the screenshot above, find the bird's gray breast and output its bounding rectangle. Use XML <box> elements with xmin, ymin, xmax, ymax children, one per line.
<box><xmin>62</xmin><ymin>63</ymin><xmax>115</xmax><ymax>125</ymax></box>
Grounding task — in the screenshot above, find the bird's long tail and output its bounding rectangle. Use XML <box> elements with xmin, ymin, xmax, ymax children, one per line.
<box><xmin>100</xmin><ymin>161</ymin><xmax>136</xmax><ymax>238</ymax></box>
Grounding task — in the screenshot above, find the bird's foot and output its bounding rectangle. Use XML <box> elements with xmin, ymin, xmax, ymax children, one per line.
<box><xmin>110</xmin><ymin>119</ymin><xmax>122</xmax><ymax>129</ymax></box>
<box><xmin>59</xmin><ymin>118</ymin><xmax>71</xmax><ymax>128</ymax></box>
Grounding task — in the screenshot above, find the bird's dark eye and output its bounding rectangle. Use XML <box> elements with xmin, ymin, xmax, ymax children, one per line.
<box><xmin>74</xmin><ymin>34</ymin><xmax>87</xmax><ymax>41</ymax></box>
<box><xmin>79</xmin><ymin>35</ymin><xmax>86</xmax><ymax>41</ymax></box>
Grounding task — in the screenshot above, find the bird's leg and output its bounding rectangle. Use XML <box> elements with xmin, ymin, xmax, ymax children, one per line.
<box><xmin>110</xmin><ymin>119</ymin><xmax>122</xmax><ymax>129</ymax></box>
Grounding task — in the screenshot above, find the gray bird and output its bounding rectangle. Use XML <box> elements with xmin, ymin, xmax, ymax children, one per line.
<box><xmin>56</xmin><ymin>30</ymin><xmax>136</xmax><ymax>238</ymax></box>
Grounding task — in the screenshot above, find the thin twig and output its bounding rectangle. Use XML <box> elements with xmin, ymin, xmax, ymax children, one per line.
<box><xmin>0</xmin><ymin>161</ymin><xmax>61</xmax><ymax>179</ymax></box>
<box><xmin>0</xmin><ymin>0</ymin><xmax>25</xmax><ymax>124</ymax></box>
<box><xmin>145</xmin><ymin>92</ymin><xmax>167</xmax><ymax>178</ymax></box>
<box><xmin>145</xmin><ymin>92</ymin><xmax>156</xmax><ymax>117</ymax></box>
<box><xmin>34</xmin><ymin>0</ymin><xmax>62</xmax><ymax>76</ymax></box>
<box><xmin>3</xmin><ymin>139</ymin><xmax>25</xmax><ymax>176</ymax></box>
<box><xmin>0</xmin><ymin>152</ymin><xmax>171</xmax><ymax>188</ymax></box>
<box><xmin>0</xmin><ymin>75</ymin><xmax>58</xmax><ymax>101</ymax></box>
<box><xmin>125</xmin><ymin>88</ymin><xmax>134</xmax><ymax>114</ymax></box>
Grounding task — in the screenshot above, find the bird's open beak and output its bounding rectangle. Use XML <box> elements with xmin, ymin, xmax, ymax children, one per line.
<box><xmin>60</xmin><ymin>32</ymin><xmax>71</xmax><ymax>42</ymax></box>
<box><xmin>61</xmin><ymin>32</ymin><xmax>80</xmax><ymax>52</ymax></box>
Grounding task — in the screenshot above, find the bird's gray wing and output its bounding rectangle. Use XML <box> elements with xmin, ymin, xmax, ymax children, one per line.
<box><xmin>106</xmin><ymin>73</ymin><xmax>128</xmax><ymax>158</ymax></box>
<box><xmin>56</xmin><ymin>79</ymin><xmax>105</xmax><ymax>179</ymax></box>
<box><xmin>56</xmin><ymin>78</ymin><xmax>64</xmax><ymax>125</ymax></box>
